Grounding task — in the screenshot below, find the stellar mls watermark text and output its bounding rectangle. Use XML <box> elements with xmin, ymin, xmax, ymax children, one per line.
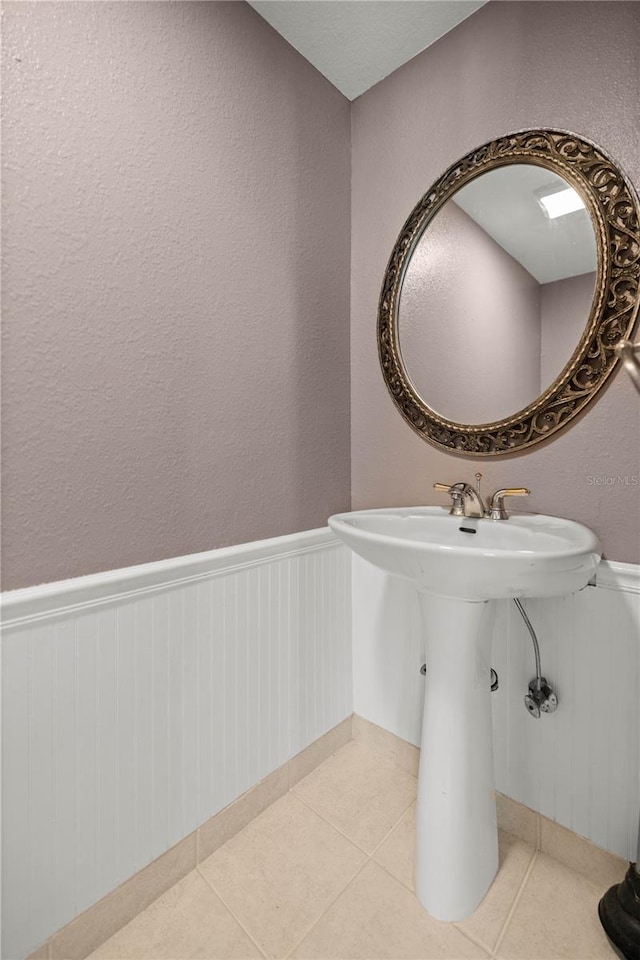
<box><xmin>586</xmin><ymin>475</ymin><xmax>638</xmax><ymax>486</ymax></box>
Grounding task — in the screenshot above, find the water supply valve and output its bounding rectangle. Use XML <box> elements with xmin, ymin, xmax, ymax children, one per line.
<box><xmin>524</xmin><ymin>676</ymin><xmax>558</xmax><ymax>719</ymax></box>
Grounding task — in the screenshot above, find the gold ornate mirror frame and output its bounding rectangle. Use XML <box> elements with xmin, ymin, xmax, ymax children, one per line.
<box><xmin>378</xmin><ymin>129</ymin><xmax>640</xmax><ymax>456</ymax></box>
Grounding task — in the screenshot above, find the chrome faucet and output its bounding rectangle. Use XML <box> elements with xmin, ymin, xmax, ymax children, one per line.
<box><xmin>433</xmin><ymin>477</ymin><xmax>530</xmax><ymax>519</ymax></box>
<box><xmin>433</xmin><ymin>481</ymin><xmax>485</xmax><ymax>518</ymax></box>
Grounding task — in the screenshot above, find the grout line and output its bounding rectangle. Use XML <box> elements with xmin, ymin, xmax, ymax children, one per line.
<box><xmin>196</xmin><ymin>866</ymin><xmax>270</xmax><ymax>960</ymax></box>
<box><xmin>372</xmin><ymin>856</ymin><xmax>414</xmax><ymax>893</ymax></box>
<box><xmin>198</xmin><ymin>845</ymin><xmax>370</xmax><ymax>960</ymax></box>
<box><xmin>289</xmin><ymin>746</ymin><xmax>342</xmax><ymax>792</ymax></box>
<box><xmin>368</xmin><ymin>802</ymin><xmax>415</xmax><ymax>859</ymax></box>
<box><xmin>366</xmin><ymin>822</ymin><xmax>501</xmax><ymax>959</ymax></box>
<box><xmin>452</xmin><ymin>923</ymin><xmax>497</xmax><ymax>958</ymax></box>
<box><xmin>281</xmin><ymin>858</ymin><xmax>373</xmax><ymax>960</ymax></box>
<box><xmin>289</xmin><ymin>729</ymin><xmax>356</xmax><ymax>792</ymax></box>
<box><xmin>289</xmin><ymin>789</ymin><xmax>375</xmax><ymax>854</ymax></box>
<box><xmin>290</xmin><ymin>786</ymin><xmax>415</xmax><ymax>858</ymax></box>
<box><xmin>493</xmin><ymin>849</ymin><xmax>539</xmax><ymax>957</ymax></box>
<box><xmin>450</xmin><ymin>836</ymin><xmax>539</xmax><ymax>958</ymax></box>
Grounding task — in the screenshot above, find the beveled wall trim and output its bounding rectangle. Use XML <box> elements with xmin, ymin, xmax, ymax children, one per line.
<box><xmin>1</xmin><ymin>527</ymin><xmax>339</xmax><ymax>628</ymax></box>
<box><xmin>595</xmin><ymin>559</ymin><xmax>640</xmax><ymax>594</ymax></box>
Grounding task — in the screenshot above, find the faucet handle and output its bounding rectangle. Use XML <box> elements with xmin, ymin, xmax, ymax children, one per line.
<box><xmin>487</xmin><ymin>487</ymin><xmax>530</xmax><ymax>520</ymax></box>
<box><xmin>433</xmin><ymin>481</ymin><xmax>466</xmax><ymax>516</ymax></box>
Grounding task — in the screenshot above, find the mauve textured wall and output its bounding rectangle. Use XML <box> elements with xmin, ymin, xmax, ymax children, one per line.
<box><xmin>351</xmin><ymin>0</ymin><xmax>640</xmax><ymax>563</ymax></box>
<box><xmin>540</xmin><ymin>272</ymin><xmax>597</xmax><ymax>388</ymax></box>
<box><xmin>401</xmin><ymin>201</ymin><xmax>540</xmax><ymax>424</ymax></box>
<box><xmin>1</xmin><ymin>1</ymin><xmax>351</xmax><ymax>590</ymax></box>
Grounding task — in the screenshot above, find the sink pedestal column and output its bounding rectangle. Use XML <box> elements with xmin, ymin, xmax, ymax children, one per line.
<box><xmin>415</xmin><ymin>593</ymin><xmax>498</xmax><ymax>921</ymax></box>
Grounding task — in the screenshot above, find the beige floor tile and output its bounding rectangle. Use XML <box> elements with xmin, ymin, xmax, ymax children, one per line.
<box><xmin>496</xmin><ymin>793</ymin><xmax>539</xmax><ymax>849</ymax></box>
<box><xmin>375</xmin><ymin>804</ymin><xmax>535</xmax><ymax>951</ymax></box>
<box><xmin>197</xmin><ymin>764</ymin><xmax>289</xmax><ymax>863</ymax></box>
<box><xmin>291</xmin><ymin>861</ymin><xmax>489</xmax><ymax>959</ymax></box>
<box><xmin>497</xmin><ymin>852</ymin><xmax>616</xmax><ymax>959</ymax></box>
<box><xmin>52</xmin><ymin>832</ymin><xmax>197</xmax><ymax>960</ymax></box>
<box><xmin>289</xmin><ymin>717</ymin><xmax>353</xmax><ymax>787</ymax></box>
<box><xmin>291</xmin><ymin>740</ymin><xmax>417</xmax><ymax>852</ymax></box>
<box><xmin>539</xmin><ymin>816</ymin><xmax>627</xmax><ymax>890</ymax></box>
<box><xmin>199</xmin><ymin>792</ymin><xmax>366</xmax><ymax>959</ymax></box>
<box><xmin>352</xmin><ymin>714</ymin><xmax>420</xmax><ymax>777</ymax></box>
<box><xmin>373</xmin><ymin>802</ymin><xmax>416</xmax><ymax>888</ymax></box>
<box><xmin>456</xmin><ymin>831</ymin><xmax>536</xmax><ymax>951</ymax></box>
<box><xmin>85</xmin><ymin>870</ymin><xmax>261</xmax><ymax>960</ymax></box>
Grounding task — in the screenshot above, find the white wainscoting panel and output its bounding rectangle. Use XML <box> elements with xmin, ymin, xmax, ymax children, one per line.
<box><xmin>352</xmin><ymin>555</ymin><xmax>640</xmax><ymax>861</ymax></box>
<box><xmin>1</xmin><ymin>529</ymin><xmax>352</xmax><ymax>960</ymax></box>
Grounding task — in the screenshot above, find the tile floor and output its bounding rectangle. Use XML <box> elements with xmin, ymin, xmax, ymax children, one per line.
<box><xmin>86</xmin><ymin>740</ymin><xmax>619</xmax><ymax>960</ymax></box>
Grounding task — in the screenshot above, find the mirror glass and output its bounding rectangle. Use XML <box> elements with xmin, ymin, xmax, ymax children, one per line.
<box><xmin>398</xmin><ymin>164</ymin><xmax>598</xmax><ymax>424</ymax></box>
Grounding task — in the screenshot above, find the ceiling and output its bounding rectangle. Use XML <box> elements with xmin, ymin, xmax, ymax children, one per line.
<box><xmin>247</xmin><ymin>1</ymin><xmax>487</xmax><ymax>100</ymax></box>
<box><xmin>246</xmin><ymin>3</ymin><xmax>595</xmax><ymax>285</ymax></box>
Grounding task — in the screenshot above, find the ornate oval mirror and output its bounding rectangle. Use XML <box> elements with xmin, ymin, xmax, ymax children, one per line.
<box><xmin>378</xmin><ymin>130</ymin><xmax>640</xmax><ymax>455</ymax></box>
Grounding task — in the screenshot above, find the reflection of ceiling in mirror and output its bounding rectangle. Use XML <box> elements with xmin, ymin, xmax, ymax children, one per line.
<box><xmin>453</xmin><ymin>165</ymin><xmax>597</xmax><ymax>284</ymax></box>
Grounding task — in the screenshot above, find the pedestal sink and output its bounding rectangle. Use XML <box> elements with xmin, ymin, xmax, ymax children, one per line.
<box><xmin>328</xmin><ymin>506</ymin><xmax>601</xmax><ymax>921</ymax></box>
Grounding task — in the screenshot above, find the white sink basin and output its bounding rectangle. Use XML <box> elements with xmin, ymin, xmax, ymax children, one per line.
<box><xmin>329</xmin><ymin>504</ymin><xmax>601</xmax><ymax>923</ymax></box>
<box><xmin>328</xmin><ymin>506</ymin><xmax>601</xmax><ymax>600</ymax></box>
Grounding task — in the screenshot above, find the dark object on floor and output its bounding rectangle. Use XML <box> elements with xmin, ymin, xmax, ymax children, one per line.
<box><xmin>598</xmin><ymin>863</ymin><xmax>640</xmax><ymax>960</ymax></box>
